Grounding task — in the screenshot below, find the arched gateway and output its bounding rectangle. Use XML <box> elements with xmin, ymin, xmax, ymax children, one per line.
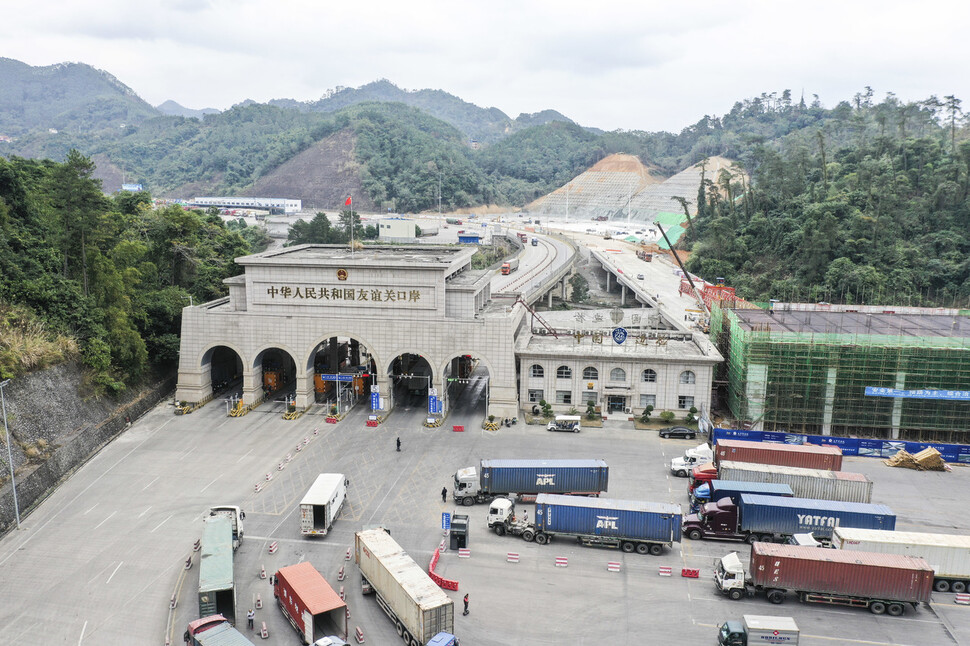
<box><xmin>176</xmin><ymin>244</ymin><xmax>519</xmax><ymax>417</ymax></box>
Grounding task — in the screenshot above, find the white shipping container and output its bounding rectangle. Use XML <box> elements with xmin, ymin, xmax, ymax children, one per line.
<box><xmin>718</xmin><ymin>461</ymin><xmax>873</xmax><ymax>503</ymax></box>
<box><xmin>833</xmin><ymin>528</ymin><xmax>970</xmax><ymax>589</ymax></box>
<box><xmin>300</xmin><ymin>474</ymin><xmax>346</xmax><ymax>536</ymax></box>
<box><xmin>355</xmin><ymin>529</ymin><xmax>454</xmax><ymax>643</ymax></box>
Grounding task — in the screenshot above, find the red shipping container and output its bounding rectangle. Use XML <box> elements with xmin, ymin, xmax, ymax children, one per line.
<box><xmin>750</xmin><ymin>543</ymin><xmax>933</xmax><ymax>603</ymax></box>
<box><xmin>274</xmin><ymin>562</ymin><xmax>348</xmax><ymax>642</ymax></box>
<box><xmin>714</xmin><ymin>439</ymin><xmax>843</xmax><ymax>471</ymax></box>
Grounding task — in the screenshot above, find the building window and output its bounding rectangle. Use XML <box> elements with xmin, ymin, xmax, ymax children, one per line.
<box><xmin>581</xmin><ymin>392</ymin><xmax>597</xmax><ymax>405</ymax></box>
<box><xmin>610</xmin><ymin>368</ymin><xmax>626</xmax><ymax>381</ymax></box>
<box><xmin>556</xmin><ymin>365</ymin><xmax>572</xmax><ymax>379</ymax></box>
<box><xmin>678</xmin><ymin>395</ymin><xmax>695</xmax><ymax>409</ymax></box>
<box><xmin>528</xmin><ymin>389</ymin><xmax>544</xmax><ymax>403</ymax></box>
<box><xmin>680</xmin><ymin>370</ymin><xmax>696</xmax><ymax>384</ymax></box>
<box><xmin>556</xmin><ymin>391</ymin><xmax>572</xmax><ymax>404</ymax></box>
<box><xmin>642</xmin><ymin>369</ymin><xmax>657</xmax><ymax>383</ymax></box>
<box><xmin>530</xmin><ymin>364</ymin><xmax>544</xmax><ymax>378</ymax></box>
<box><xmin>640</xmin><ymin>394</ymin><xmax>656</xmax><ymax>408</ymax></box>
<box><xmin>582</xmin><ymin>367</ymin><xmax>598</xmax><ymax>380</ymax></box>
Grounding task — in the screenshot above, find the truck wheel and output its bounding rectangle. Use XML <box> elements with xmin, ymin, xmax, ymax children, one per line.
<box><xmin>635</xmin><ymin>543</ymin><xmax>650</xmax><ymax>555</ymax></box>
<box><xmin>648</xmin><ymin>544</ymin><xmax>663</xmax><ymax>556</ymax></box>
<box><xmin>462</xmin><ymin>497</ymin><xmax>475</xmax><ymax>507</ymax></box>
<box><xmin>687</xmin><ymin>529</ymin><xmax>702</xmax><ymax>541</ymax></box>
<box><xmin>535</xmin><ymin>533</ymin><xmax>549</xmax><ymax>545</ymax></box>
<box><xmin>935</xmin><ymin>579</ymin><xmax>951</xmax><ymax>592</ymax></box>
<box><xmin>766</xmin><ymin>590</ymin><xmax>785</xmax><ymax>604</ymax></box>
<box><xmin>759</xmin><ymin>534</ymin><xmax>774</xmax><ymax>543</ymax></box>
<box><xmin>887</xmin><ymin>603</ymin><xmax>904</xmax><ymax>617</ymax></box>
<box><xmin>745</xmin><ymin>534</ymin><xmax>759</xmax><ymax>545</ymax></box>
<box><xmin>494</xmin><ymin>524</ymin><xmax>506</xmax><ymax>537</ymax></box>
<box><xmin>953</xmin><ymin>581</ymin><xmax>967</xmax><ymax>593</ymax></box>
<box><xmin>621</xmin><ymin>541</ymin><xmax>635</xmax><ymax>553</ymax></box>
<box><xmin>522</xmin><ymin>529</ymin><xmax>535</xmax><ymax>542</ymax></box>
<box><xmin>675</xmin><ymin>470</ymin><xmax>687</xmax><ymax>477</ymax></box>
<box><xmin>869</xmin><ymin>601</ymin><xmax>886</xmax><ymax>615</ymax></box>
<box><xmin>395</xmin><ymin>619</ymin><xmax>404</xmax><ymax>635</ymax></box>
<box><xmin>729</xmin><ymin>589</ymin><xmax>743</xmax><ymax>601</ymax></box>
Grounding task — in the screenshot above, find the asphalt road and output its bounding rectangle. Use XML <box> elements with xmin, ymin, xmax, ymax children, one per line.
<box><xmin>1</xmin><ymin>389</ymin><xmax>969</xmax><ymax>645</ymax></box>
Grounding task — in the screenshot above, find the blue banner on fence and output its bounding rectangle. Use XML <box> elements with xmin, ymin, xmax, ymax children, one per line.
<box><xmin>713</xmin><ymin>428</ymin><xmax>970</xmax><ymax>464</ymax></box>
<box><xmin>865</xmin><ymin>386</ymin><xmax>970</xmax><ymax>401</ymax></box>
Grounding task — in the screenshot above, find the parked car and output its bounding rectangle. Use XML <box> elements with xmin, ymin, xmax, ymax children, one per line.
<box><xmin>659</xmin><ymin>426</ymin><xmax>696</xmax><ymax>439</ymax></box>
<box><xmin>637</xmin><ymin>274</ymin><xmax>645</xmax><ymax>280</ymax></box>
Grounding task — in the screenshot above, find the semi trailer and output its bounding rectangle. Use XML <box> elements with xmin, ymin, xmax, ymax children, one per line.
<box><xmin>715</xmin><ymin>542</ymin><xmax>933</xmax><ymax>615</ymax></box>
<box><xmin>501</xmin><ymin>258</ymin><xmax>519</xmax><ymax>275</ymax></box>
<box><xmin>300</xmin><ymin>473</ymin><xmax>347</xmax><ymax>536</ymax></box>
<box><xmin>716</xmin><ymin>461</ymin><xmax>873</xmax><ymax>503</ymax></box>
<box><xmin>207</xmin><ymin>505</ymin><xmax>245</xmax><ymax>551</ymax></box>
<box><xmin>198</xmin><ymin>516</ymin><xmax>237</xmax><ymax>625</ymax></box>
<box><xmin>833</xmin><ymin>527</ymin><xmax>970</xmax><ymax>593</ymax></box>
<box><xmin>274</xmin><ymin>562</ymin><xmax>348</xmax><ymax>644</ymax></box>
<box><xmin>487</xmin><ymin>493</ymin><xmax>681</xmax><ymax>555</ymax></box>
<box><xmin>682</xmin><ymin>493</ymin><xmax>895</xmax><ymax>543</ymax></box>
<box><xmin>452</xmin><ymin>459</ymin><xmax>608</xmax><ymax>505</ymax></box>
<box><xmin>355</xmin><ymin>528</ymin><xmax>454</xmax><ymax>646</ymax></box>
<box><xmin>689</xmin><ymin>480</ymin><xmax>793</xmax><ymax>511</ymax></box>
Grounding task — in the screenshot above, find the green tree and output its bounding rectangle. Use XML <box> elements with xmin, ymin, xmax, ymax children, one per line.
<box><xmin>568</xmin><ymin>273</ymin><xmax>589</xmax><ymax>302</ymax></box>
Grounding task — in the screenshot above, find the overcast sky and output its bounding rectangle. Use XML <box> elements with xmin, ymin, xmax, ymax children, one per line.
<box><xmin>3</xmin><ymin>0</ymin><xmax>967</xmax><ymax>133</ymax></box>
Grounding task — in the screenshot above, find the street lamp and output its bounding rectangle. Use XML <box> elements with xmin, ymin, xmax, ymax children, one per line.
<box><xmin>1</xmin><ymin>379</ymin><xmax>21</xmax><ymax>529</ymax></box>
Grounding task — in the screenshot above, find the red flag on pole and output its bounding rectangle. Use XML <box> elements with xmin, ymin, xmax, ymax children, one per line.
<box><xmin>345</xmin><ymin>196</ymin><xmax>352</xmax><ymax>206</ymax></box>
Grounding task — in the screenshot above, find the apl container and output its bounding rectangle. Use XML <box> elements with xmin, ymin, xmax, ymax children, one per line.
<box><xmin>714</xmin><ymin>440</ymin><xmax>843</xmax><ymax>471</ymax></box>
<box><xmin>535</xmin><ymin>493</ymin><xmax>682</xmax><ymax>543</ymax></box>
<box><xmin>480</xmin><ymin>459</ymin><xmax>609</xmax><ymax>495</ymax></box>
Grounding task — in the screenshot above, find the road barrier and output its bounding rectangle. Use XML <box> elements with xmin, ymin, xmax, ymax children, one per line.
<box><xmin>170</xmin><ymin>593</ymin><xmax>177</xmax><ymax>609</ymax></box>
<box><xmin>658</xmin><ymin>566</ymin><xmax>672</xmax><ymax>577</ymax></box>
<box><xmin>458</xmin><ymin>548</ymin><xmax>470</xmax><ymax>558</ymax></box>
<box><xmin>260</xmin><ymin>622</ymin><xmax>268</xmax><ymax>639</ymax></box>
<box><xmin>193</xmin><ymin>539</ymin><xmax>201</xmax><ymax>552</ymax></box>
<box><xmin>346</xmin><ymin>607</ymin><xmax>351</xmax><ymax>620</ymax></box>
<box><xmin>256</xmin><ymin>594</ymin><xmax>262</xmax><ymax>609</ymax></box>
<box><xmin>507</xmin><ymin>552</ymin><xmax>520</xmax><ymax>563</ymax></box>
<box><xmin>184</xmin><ymin>556</ymin><xmax>192</xmax><ymax>570</ymax></box>
<box><xmin>681</xmin><ymin>568</ymin><xmax>700</xmax><ymax>578</ymax></box>
<box><xmin>345</xmin><ymin>547</ymin><xmax>352</xmax><ymax>560</ymax></box>
<box><xmin>268</xmin><ymin>541</ymin><xmax>278</xmax><ymax>554</ymax></box>
<box><xmin>366</xmin><ymin>420</ymin><xmax>378</xmax><ymax>427</ymax></box>
<box><xmin>254</xmin><ymin>482</ymin><xmax>262</xmax><ymax>493</ymax></box>
<box><xmin>555</xmin><ymin>556</ymin><xmax>568</xmax><ymax>568</ymax></box>
<box><xmin>452</xmin><ymin>425</ymin><xmax>464</xmax><ymax>432</ymax></box>
<box><xmin>339</xmin><ymin>585</ymin><xmax>345</xmax><ymax>600</ymax></box>
<box><xmin>956</xmin><ymin>593</ymin><xmax>970</xmax><ymax>605</ymax></box>
<box><xmin>355</xmin><ymin>626</ymin><xmax>365</xmax><ymax>643</ymax></box>
<box><xmin>265</xmin><ymin>473</ymin><xmax>273</xmax><ymax>481</ymax></box>
<box><xmin>260</xmin><ymin>565</ymin><xmax>266</xmax><ymax>579</ymax></box>
<box><xmin>607</xmin><ymin>561</ymin><xmax>621</xmax><ymax>572</ymax></box>
<box><xmin>337</xmin><ymin>565</ymin><xmax>345</xmax><ymax>581</ymax></box>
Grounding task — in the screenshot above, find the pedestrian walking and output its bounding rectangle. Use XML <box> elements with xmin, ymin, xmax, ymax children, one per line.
<box><xmin>247</xmin><ymin>609</ymin><xmax>255</xmax><ymax>630</ymax></box>
<box><xmin>396</xmin><ymin>436</ymin><xmax>401</xmax><ymax>452</ymax></box>
<box><xmin>463</xmin><ymin>593</ymin><xmax>469</xmax><ymax>616</ymax></box>
<box><xmin>441</xmin><ymin>486</ymin><xmax>448</xmax><ymax>503</ymax></box>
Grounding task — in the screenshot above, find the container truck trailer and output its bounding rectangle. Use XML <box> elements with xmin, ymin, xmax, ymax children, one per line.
<box><xmin>689</xmin><ymin>480</ymin><xmax>793</xmax><ymax>512</ymax></box>
<box><xmin>833</xmin><ymin>527</ymin><xmax>970</xmax><ymax>593</ymax></box>
<box><xmin>717</xmin><ymin>461</ymin><xmax>873</xmax><ymax>503</ymax></box>
<box><xmin>714</xmin><ymin>439</ymin><xmax>843</xmax><ymax>471</ymax></box>
<box><xmin>717</xmin><ymin>615</ymin><xmax>799</xmax><ymax>646</ymax></box>
<box><xmin>452</xmin><ymin>459</ymin><xmax>608</xmax><ymax>505</ymax></box>
<box><xmin>487</xmin><ymin>493</ymin><xmax>681</xmax><ymax>555</ymax></box>
<box><xmin>355</xmin><ymin>528</ymin><xmax>454</xmax><ymax>646</ymax></box>
<box><xmin>185</xmin><ymin>615</ymin><xmax>254</xmax><ymax>646</ymax></box>
<box><xmin>501</xmin><ymin>258</ymin><xmax>519</xmax><ymax>275</ymax></box>
<box><xmin>682</xmin><ymin>493</ymin><xmax>895</xmax><ymax>543</ymax></box>
<box><xmin>198</xmin><ymin>516</ymin><xmax>237</xmax><ymax>625</ymax></box>
<box><xmin>274</xmin><ymin>562</ymin><xmax>348</xmax><ymax>644</ymax></box>
<box><xmin>715</xmin><ymin>542</ymin><xmax>933</xmax><ymax>615</ymax></box>
<box><xmin>300</xmin><ymin>473</ymin><xmax>347</xmax><ymax>536</ymax></box>
<box><xmin>207</xmin><ymin>505</ymin><xmax>245</xmax><ymax>551</ymax></box>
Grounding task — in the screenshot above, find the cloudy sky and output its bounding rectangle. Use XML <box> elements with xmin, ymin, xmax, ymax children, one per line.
<box><xmin>3</xmin><ymin>0</ymin><xmax>967</xmax><ymax>132</ymax></box>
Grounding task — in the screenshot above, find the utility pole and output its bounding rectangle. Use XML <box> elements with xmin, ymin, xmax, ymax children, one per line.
<box><xmin>438</xmin><ymin>174</ymin><xmax>442</xmax><ymax>216</ymax></box>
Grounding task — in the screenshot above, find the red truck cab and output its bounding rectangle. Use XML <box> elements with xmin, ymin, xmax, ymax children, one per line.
<box><xmin>688</xmin><ymin>462</ymin><xmax>718</xmax><ymax>492</ymax></box>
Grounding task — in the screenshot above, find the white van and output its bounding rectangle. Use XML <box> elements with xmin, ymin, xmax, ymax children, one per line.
<box><xmin>547</xmin><ymin>415</ymin><xmax>581</xmax><ymax>433</ymax></box>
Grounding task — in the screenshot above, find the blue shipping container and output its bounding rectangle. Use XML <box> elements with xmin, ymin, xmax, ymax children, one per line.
<box><xmin>535</xmin><ymin>493</ymin><xmax>682</xmax><ymax>543</ymax></box>
<box><xmin>699</xmin><ymin>480</ymin><xmax>794</xmax><ymax>502</ymax></box>
<box><xmin>738</xmin><ymin>494</ymin><xmax>895</xmax><ymax>538</ymax></box>
<box><xmin>481</xmin><ymin>459</ymin><xmax>609</xmax><ymax>495</ymax></box>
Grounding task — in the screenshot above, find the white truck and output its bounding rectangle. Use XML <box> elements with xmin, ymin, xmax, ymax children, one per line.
<box><xmin>208</xmin><ymin>505</ymin><xmax>245</xmax><ymax>551</ymax></box>
<box><xmin>718</xmin><ymin>615</ymin><xmax>799</xmax><ymax>645</ymax></box>
<box><xmin>355</xmin><ymin>528</ymin><xmax>454</xmax><ymax>646</ymax></box>
<box><xmin>669</xmin><ymin>443</ymin><xmax>713</xmax><ymax>477</ymax></box>
<box><xmin>833</xmin><ymin>527</ymin><xmax>970</xmax><ymax>593</ymax></box>
<box><xmin>301</xmin><ymin>474</ymin><xmax>347</xmax><ymax>536</ymax></box>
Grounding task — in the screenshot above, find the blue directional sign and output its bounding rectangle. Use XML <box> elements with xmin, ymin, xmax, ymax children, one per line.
<box><xmin>371</xmin><ymin>392</ymin><xmax>380</xmax><ymax>410</ymax></box>
<box><xmin>442</xmin><ymin>512</ymin><xmax>451</xmax><ymax>530</ymax></box>
<box><xmin>612</xmin><ymin>327</ymin><xmax>628</xmax><ymax>345</ymax></box>
<box><xmin>320</xmin><ymin>373</ymin><xmax>354</xmax><ymax>382</ymax></box>
<box><xmin>428</xmin><ymin>395</ymin><xmax>442</xmax><ymax>414</ymax></box>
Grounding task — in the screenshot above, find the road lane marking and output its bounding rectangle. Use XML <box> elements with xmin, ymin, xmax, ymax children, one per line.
<box><xmin>78</xmin><ymin>620</ymin><xmax>87</xmax><ymax>645</ymax></box>
<box><xmin>236</xmin><ymin>448</ymin><xmax>254</xmax><ymax>463</ymax></box>
<box><xmin>200</xmin><ymin>476</ymin><xmax>220</xmax><ymax>493</ymax></box>
<box><xmin>84</xmin><ymin>504</ymin><xmax>98</xmax><ymax>515</ymax></box>
<box><xmin>151</xmin><ymin>513</ymin><xmax>174</xmax><ymax>533</ymax></box>
<box><xmin>140</xmin><ymin>475</ymin><xmax>159</xmax><ymax>491</ymax></box>
<box><xmin>138</xmin><ymin>506</ymin><xmax>152</xmax><ymax>518</ymax></box>
<box><xmin>93</xmin><ymin>511</ymin><xmax>116</xmax><ymax>530</ymax></box>
<box><xmin>105</xmin><ymin>561</ymin><xmax>123</xmax><ymax>584</ymax></box>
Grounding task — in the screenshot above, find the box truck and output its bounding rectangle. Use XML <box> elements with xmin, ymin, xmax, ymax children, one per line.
<box><xmin>714</xmin><ymin>440</ymin><xmax>843</xmax><ymax>471</ymax></box>
<box><xmin>198</xmin><ymin>516</ymin><xmax>236</xmax><ymax>624</ymax></box>
<box><xmin>355</xmin><ymin>528</ymin><xmax>454</xmax><ymax>646</ymax></box>
<box><xmin>833</xmin><ymin>527</ymin><xmax>970</xmax><ymax>593</ymax></box>
<box><xmin>487</xmin><ymin>493</ymin><xmax>681</xmax><ymax>555</ymax></box>
<box><xmin>185</xmin><ymin>615</ymin><xmax>254</xmax><ymax>646</ymax></box>
<box><xmin>501</xmin><ymin>258</ymin><xmax>519</xmax><ymax>275</ymax></box>
<box><xmin>690</xmin><ymin>480</ymin><xmax>793</xmax><ymax>512</ymax></box>
<box><xmin>452</xmin><ymin>459</ymin><xmax>608</xmax><ymax>506</ymax></box>
<box><xmin>208</xmin><ymin>505</ymin><xmax>245</xmax><ymax>550</ymax></box>
<box><xmin>717</xmin><ymin>615</ymin><xmax>799</xmax><ymax>646</ymax></box>
<box><xmin>715</xmin><ymin>542</ymin><xmax>933</xmax><ymax>615</ymax></box>
<box><xmin>274</xmin><ymin>562</ymin><xmax>348</xmax><ymax>644</ymax></box>
<box><xmin>682</xmin><ymin>493</ymin><xmax>895</xmax><ymax>543</ymax></box>
<box><xmin>717</xmin><ymin>461</ymin><xmax>873</xmax><ymax>503</ymax></box>
<box><xmin>300</xmin><ymin>474</ymin><xmax>347</xmax><ymax>536</ymax></box>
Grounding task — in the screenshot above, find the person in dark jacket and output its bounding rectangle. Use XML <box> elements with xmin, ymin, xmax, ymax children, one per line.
<box><xmin>463</xmin><ymin>593</ymin><xmax>469</xmax><ymax>615</ymax></box>
<box><xmin>441</xmin><ymin>486</ymin><xmax>448</xmax><ymax>502</ymax></box>
<box><xmin>396</xmin><ymin>436</ymin><xmax>401</xmax><ymax>451</ymax></box>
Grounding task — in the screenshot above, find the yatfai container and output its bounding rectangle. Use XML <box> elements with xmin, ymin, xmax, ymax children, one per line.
<box><xmin>750</xmin><ymin>542</ymin><xmax>933</xmax><ymax>604</ymax></box>
<box><xmin>535</xmin><ymin>493</ymin><xmax>682</xmax><ymax>543</ymax></box>
<box><xmin>719</xmin><ymin>461</ymin><xmax>873</xmax><ymax>503</ymax></box>
<box><xmin>833</xmin><ymin>528</ymin><xmax>970</xmax><ymax>592</ymax></box>
<box><xmin>738</xmin><ymin>494</ymin><xmax>895</xmax><ymax>539</ymax></box>
<box><xmin>480</xmin><ymin>459</ymin><xmax>609</xmax><ymax>496</ymax></box>
<box><xmin>274</xmin><ymin>562</ymin><xmax>347</xmax><ymax>643</ymax></box>
<box><xmin>714</xmin><ymin>440</ymin><xmax>842</xmax><ymax>471</ymax></box>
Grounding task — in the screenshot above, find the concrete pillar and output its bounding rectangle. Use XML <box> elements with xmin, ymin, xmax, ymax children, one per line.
<box><xmin>621</xmin><ymin>285</ymin><xmax>627</xmax><ymax>306</ymax></box>
<box><xmin>329</xmin><ymin>337</ymin><xmax>338</xmax><ymax>372</ymax></box>
<box><xmin>548</xmin><ymin>289</ymin><xmax>553</xmax><ymax>307</ymax></box>
<box><xmin>561</xmin><ymin>278</ymin><xmax>567</xmax><ymax>299</ymax></box>
<box><xmin>746</xmin><ymin>363</ymin><xmax>768</xmax><ymax>431</ymax></box>
<box><xmin>374</xmin><ymin>375</ymin><xmax>391</xmax><ymax>413</ymax></box>
<box><xmin>242</xmin><ymin>367</ymin><xmax>261</xmax><ymax>406</ymax></box>
<box><xmin>295</xmin><ymin>370</ymin><xmax>312</xmax><ymax>409</ymax></box>
<box><xmin>821</xmin><ymin>367</ymin><xmax>837</xmax><ymax>436</ymax></box>
<box><xmin>606</xmin><ymin>272</ymin><xmax>611</xmax><ymax>291</ymax></box>
<box><xmin>891</xmin><ymin>371</ymin><xmax>906</xmax><ymax>439</ymax></box>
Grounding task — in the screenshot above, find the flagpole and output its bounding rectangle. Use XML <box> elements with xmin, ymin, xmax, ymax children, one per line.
<box><xmin>349</xmin><ymin>194</ymin><xmax>354</xmax><ymax>256</ymax></box>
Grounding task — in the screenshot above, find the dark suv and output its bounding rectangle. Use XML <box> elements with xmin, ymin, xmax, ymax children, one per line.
<box><xmin>658</xmin><ymin>426</ymin><xmax>696</xmax><ymax>439</ymax></box>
